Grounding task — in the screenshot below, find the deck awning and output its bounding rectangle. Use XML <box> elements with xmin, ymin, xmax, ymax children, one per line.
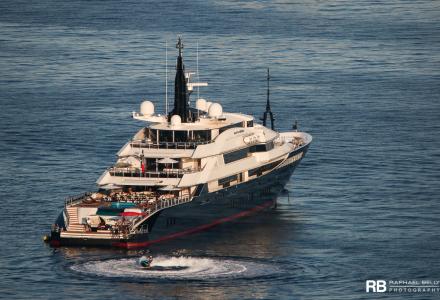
<box><xmin>158</xmin><ymin>157</ymin><xmax>178</xmax><ymax>164</ymax></box>
<box><xmin>99</xmin><ymin>183</ymin><xmax>123</xmax><ymax>190</ymax></box>
<box><xmin>159</xmin><ymin>185</ymin><xmax>180</xmax><ymax>191</ymax></box>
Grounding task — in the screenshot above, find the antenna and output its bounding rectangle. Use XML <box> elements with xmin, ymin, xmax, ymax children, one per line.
<box><xmin>165</xmin><ymin>40</ymin><xmax>168</xmax><ymax>116</ymax></box>
<box><xmin>196</xmin><ymin>41</ymin><xmax>200</xmax><ymax>101</ymax></box>
<box><xmin>260</xmin><ymin>68</ymin><xmax>275</xmax><ymax>130</ymax></box>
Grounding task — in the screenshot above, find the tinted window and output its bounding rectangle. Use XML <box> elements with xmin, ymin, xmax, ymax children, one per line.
<box><xmin>147</xmin><ymin>129</ymin><xmax>157</xmax><ymax>141</ymax></box>
<box><xmin>224</xmin><ymin>148</ymin><xmax>249</xmax><ymax>164</ymax></box>
<box><xmin>174</xmin><ymin>131</ymin><xmax>188</xmax><ymax>142</ymax></box>
<box><xmin>255</xmin><ymin>144</ymin><xmax>266</xmax><ymax>152</ymax></box>
<box><xmin>159</xmin><ymin>130</ymin><xmax>173</xmax><ymax>142</ymax></box>
<box><xmin>219</xmin><ymin>122</ymin><xmax>243</xmax><ymax>134</ymax></box>
<box><xmin>193</xmin><ymin>130</ymin><xmax>211</xmax><ymax>142</ymax></box>
<box><xmin>250</xmin><ymin>142</ymin><xmax>274</xmax><ymax>153</ymax></box>
<box><xmin>266</xmin><ymin>141</ymin><xmax>274</xmax><ymax>151</ymax></box>
<box><xmin>218</xmin><ymin>174</ymin><xmax>238</xmax><ymax>186</ymax></box>
<box><xmin>248</xmin><ymin>159</ymin><xmax>283</xmax><ymax>177</ymax></box>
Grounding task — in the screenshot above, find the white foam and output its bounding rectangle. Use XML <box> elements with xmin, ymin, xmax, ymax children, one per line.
<box><xmin>71</xmin><ymin>256</ymin><xmax>279</xmax><ymax>280</ymax></box>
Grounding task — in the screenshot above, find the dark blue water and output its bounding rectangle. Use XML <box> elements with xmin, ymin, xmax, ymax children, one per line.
<box><xmin>1</xmin><ymin>1</ymin><xmax>439</xmax><ymax>299</ymax></box>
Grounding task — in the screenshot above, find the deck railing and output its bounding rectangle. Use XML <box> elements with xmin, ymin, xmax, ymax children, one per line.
<box><xmin>64</xmin><ymin>209</ymin><xmax>69</xmax><ymax>229</ymax></box>
<box><xmin>274</xmin><ymin>136</ymin><xmax>304</xmax><ymax>148</ymax></box>
<box><xmin>109</xmin><ymin>167</ymin><xmax>201</xmax><ymax>179</ymax></box>
<box><xmin>65</xmin><ymin>192</ymin><xmax>92</xmax><ymax>207</ymax></box>
<box><xmin>131</xmin><ymin>140</ymin><xmax>210</xmax><ymax>150</ymax></box>
<box><xmin>129</xmin><ymin>195</ymin><xmax>192</xmax><ymax>233</ymax></box>
<box><xmin>63</xmin><ymin>191</ymin><xmax>193</xmax><ymax>236</ymax></box>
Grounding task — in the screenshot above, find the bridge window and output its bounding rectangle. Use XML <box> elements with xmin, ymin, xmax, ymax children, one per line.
<box><xmin>265</xmin><ymin>141</ymin><xmax>274</xmax><ymax>151</ymax></box>
<box><xmin>157</xmin><ymin>130</ymin><xmax>211</xmax><ymax>143</ymax></box>
<box><xmin>250</xmin><ymin>141</ymin><xmax>274</xmax><ymax>153</ymax></box>
<box><xmin>248</xmin><ymin>159</ymin><xmax>283</xmax><ymax>177</ymax></box>
<box><xmin>224</xmin><ymin>141</ymin><xmax>275</xmax><ymax>164</ymax></box>
<box><xmin>224</xmin><ymin>148</ymin><xmax>249</xmax><ymax>164</ymax></box>
<box><xmin>246</xmin><ymin>120</ymin><xmax>253</xmax><ymax>127</ymax></box>
<box><xmin>219</xmin><ymin>122</ymin><xmax>244</xmax><ymax>134</ymax></box>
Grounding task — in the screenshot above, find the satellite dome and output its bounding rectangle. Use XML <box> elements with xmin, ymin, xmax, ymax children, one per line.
<box><xmin>170</xmin><ymin>115</ymin><xmax>182</xmax><ymax>126</ymax></box>
<box><xmin>140</xmin><ymin>100</ymin><xmax>154</xmax><ymax>116</ymax></box>
<box><xmin>208</xmin><ymin>103</ymin><xmax>223</xmax><ymax>118</ymax></box>
<box><xmin>205</xmin><ymin>101</ymin><xmax>213</xmax><ymax>112</ymax></box>
<box><xmin>196</xmin><ymin>98</ymin><xmax>207</xmax><ymax>111</ymax></box>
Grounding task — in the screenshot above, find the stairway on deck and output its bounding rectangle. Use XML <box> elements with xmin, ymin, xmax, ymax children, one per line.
<box><xmin>66</xmin><ymin>206</ymin><xmax>85</xmax><ymax>232</ymax></box>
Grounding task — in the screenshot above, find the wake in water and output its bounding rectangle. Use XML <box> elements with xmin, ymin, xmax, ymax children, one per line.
<box><xmin>71</xmin><ymin>256</ymin><xmax>280</xmax><ymax>280</ymax></box>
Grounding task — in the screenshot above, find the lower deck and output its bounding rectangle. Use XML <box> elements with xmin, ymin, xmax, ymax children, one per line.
<box><xmin>57</xmin><ymin>191</ymin><xmax>192</xmax><ymax>238</ymax></box>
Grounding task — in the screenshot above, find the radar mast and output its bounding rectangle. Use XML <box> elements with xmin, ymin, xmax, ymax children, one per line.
<box><xmin>170</xmin><ymin>36</ymin><xmax>190</xmax><ymax>122</ymax></box>
<box><xmin>261</xmin><ymin>68</ymin><xmax>275</xmax><ymax>130</ymax></box>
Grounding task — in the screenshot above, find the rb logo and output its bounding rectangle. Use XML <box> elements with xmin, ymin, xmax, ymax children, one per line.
<box><xmin>366</xmin><ymin>280</ymin><xmax>387</xmax><ymax>293</ymax></box>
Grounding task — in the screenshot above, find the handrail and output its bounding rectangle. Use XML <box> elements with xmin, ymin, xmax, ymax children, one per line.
<box><xmin>64</xmin><ymin>192</ymin><xmax>91</xmax><ymax>230</ymax></box>
<box><xmin>131</xmin><ymin>140</ymin><xmax>210</xmax><ymax>150</ymax></box>
<box><xmin>65</xmin><ymin>192</ymin><xmax>92</xmax><ymax>207</ymax></box>
<box><xmin>130</xmin><ymin>195</ymin><xmax>192</xmax><ymax>232</ymax></box>
<box><xmin>64</xmin><ymin>210</ymin><xmax>69</xmax><ymax>229</ymax></box>
<box><xmin>108</xmin><ymin>167</ymin><xmax>201</xmax><ymax>178</ymax></box>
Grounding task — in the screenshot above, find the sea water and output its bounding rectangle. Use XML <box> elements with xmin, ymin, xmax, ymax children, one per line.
<box><xmin>1</xmin><ymin>0</ymin><xmax>439</xmax><ymax>299</ymax></box>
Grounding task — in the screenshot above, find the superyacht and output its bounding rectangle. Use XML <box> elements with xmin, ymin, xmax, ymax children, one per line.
<box><xmin>47</xmin><ymin>38</ymin><xmax>312</xmax><ymax>248</ymax></box>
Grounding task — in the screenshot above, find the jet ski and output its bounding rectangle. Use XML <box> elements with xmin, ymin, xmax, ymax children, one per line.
<box><xmin>138</xmin><ymin>255</ymin><xmax>188</xmax><ymax>271</ymax></box>
<box><xmin>139</xmin><ymin>255</ymin><xmax>154</xmax><ymax>268</ymax></box>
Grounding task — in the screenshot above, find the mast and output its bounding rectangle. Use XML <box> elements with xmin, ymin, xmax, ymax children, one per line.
<box><xmin>165</xmin><ymin>41</ymin><xmax>168</xmax><ymax>116</ymax></box>
<box><xmin>170</xmin><ymin>36</ymin><xmax>190</xmax><ymax>122</ymax></box>
<box><xmin>196</xmin><ymin>41</ymin><xmax>200</xmax><ymax>101</ymax></box>
<box><xmin>261</xmin><ymin>68</ymin><xmax>275</xmax><ymax>130</ymax></box>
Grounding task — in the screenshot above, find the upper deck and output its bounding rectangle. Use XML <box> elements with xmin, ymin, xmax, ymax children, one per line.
<box><xmin>118</xmin><ymin>110</ymin><xmax>257</xmax><ymax>156</ymax></box>
<box><xmin>146</xmin><ymin>112</ymin><xmax>254</xmax><ymax>131</ymax></box>
<box><xmin>96</xmin><ymin>38</ymin><xmax>311</xmax><ymax>190</ymax></box>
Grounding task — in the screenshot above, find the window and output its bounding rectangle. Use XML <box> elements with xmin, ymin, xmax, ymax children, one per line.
<box><xmin>218</xmin><ymin>174</ymin><xmax>238</xmax><ymax>188</ymax></box>
<box><xmin>246</xmin><ymin>120</ymin><xmax>253</xmax><ymax>127</ymax></box>
<box><xmin>219</xmin><ymin>122</ymin><xmax>243</xmax><ymax>134</ymax></box>
<box><xmin>251</xmin><ymin>144</ymin><xmax>266</xmax><ymax>152</ymax></box>
<box><xmin>265</xmin><ymin>141</ymin><xmax>274</xmax><ymax>151</ymax></box>
<box><xmin>146</xmin><ymin>158</ymin><xmax>157</xmax><ymax>170</ymax></box>
<box><xmin>224</xmin><ymin>148</ymin><xmax>249</xmax><ymax>164</ymax></box>
<box><xmin>159</xmin><ymin>130</ymin><xmax>173</xmax><ymax>142</ymax></box>
<box><xmin>248</xmin><ymin>159</ymin><xmax>283</xmax><ymax>177</ymax></box>
<box><xmin>193</xmin><ymin>130</ymin><xmax>211</xmax><ymax>142</ymax></box>
<box><xmin>250</xmin><ymin>141</ymin><xmax>274</xmax><ymax>153</ymax></box>
<box><xmin>174</xmin><ymin>131</ymin><xmax>188</xmax><ymax>143</ymax></box>
<box><xmin>224</xmin><ymin>141</ymin><xmax>275</xmax><ymax>164</ymax></box>
<box><xmin>147</xmin><ymin>129</ymin><xmax>157</xmax><ymax>141</ymax></box>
